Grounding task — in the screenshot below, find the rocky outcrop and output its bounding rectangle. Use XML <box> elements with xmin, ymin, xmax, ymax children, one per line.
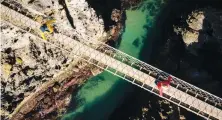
<box><xmin>16</xmin><ymin>0</ymin><xmax>107</xmax><ymax>41</ymax></box>
<box><xmin>0</xmin><ymin>21</ymin><xmax>75</xmax><ymax>119</ymax></box>
<box><xmin>173</xmin><ymin>9</ymin><xmax>222</xmax><ymax>58</ymax></box>
<box><xmin>111</xmin><ymin>9</ymin><xmax>121</xmax><ymax>22</ymax></box>
<box><xmin>10</xmin><ymin>62</ymin><xmax>94</xmax><ymax>120</ymax></box>
<box><xmin>174</xmin><ymin>9</ymin><xmax>222</xmax><ymax>46</ymax></box>
<box><xmin>181</xmin><ymin>30</ymin><xmax>199</xmax><ymax>46</ymax></box>
<box><xmin>56</xmin><ymin>0</ymin><xmax>107</xmax><ymax>42</ymax></box>
<box><xmin>187</xmin><ymin>11</ymin><xmax>205</xmax><ymax>31</ymax></box>
<box><xmin>174</xmin><ymin>11</ymin><xmax>205</xmax><ymax>46</ymax></box>
<box><xmin>108</xmin><ymin>8</ymin><xmax>123</xmax><ymax>41</ymax></box>
<box><xmin>1</xmin><ymin>0</ymin><xmax>114</xmax><ymax>119</ymax></box>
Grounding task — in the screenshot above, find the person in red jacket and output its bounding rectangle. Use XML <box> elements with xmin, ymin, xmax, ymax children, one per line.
<box><xmin>155</xmin><ymin>76</ymin><xmax>172</xmax><ymax>96</ymax></box>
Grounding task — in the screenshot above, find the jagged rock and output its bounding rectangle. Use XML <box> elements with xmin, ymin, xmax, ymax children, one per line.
<box><xmin>0</xmin><ymin>19</ymin><xmax>73</xmax><ymax>119</ymax></box>
<box><xmin>1</xmin><ymin>0</ymin><xmax>110</xmax><ymax>119</ymax></box>
<box><xmin>186</xmin><ymin>11</ymin><xmax>205</xmax><ymax>31</ymax></box>
<box><xmin>182</xmin><ymin>30</ymin><xmax>199</xmax><ymax>46</ymax></box>
<box><xmin>174</xmin><ymin>8</ymin><xmax>222</xmax><ymax>49</ymax></box>
<box><xmin>111</xmin><ymin>9</ymin><xmax>121</xmax><ymax>22</ymax></box>
<box><xmin>55</xmin><ymin>0</ymin><xmax>107</xmax><ymax>42</ymax></box>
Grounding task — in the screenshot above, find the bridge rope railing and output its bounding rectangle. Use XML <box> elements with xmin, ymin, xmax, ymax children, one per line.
<box><xmin>1</xmin><ymin>3</ymin><xmax>222</xmax><ymax>119</ymax></box>
<box><xmin>1</xmin><ymin>0</ymin><xmax>222</xmax><ymax>111</ymax></box>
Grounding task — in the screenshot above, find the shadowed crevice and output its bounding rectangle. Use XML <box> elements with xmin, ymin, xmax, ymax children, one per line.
<box><xmin>59</xmin><ymin>0</ymin><xmax>75</xmax><ymax>29</ymax></box>
<box><xmin>85</xmin><ymin>0</ymin><xmax>121</xmax><ymax>31</ymax></box>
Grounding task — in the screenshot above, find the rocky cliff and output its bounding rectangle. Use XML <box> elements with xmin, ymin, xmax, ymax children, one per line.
<box><xmin>1</xmin><ymin>0</ymin><xmax>122</xmax><ymax>119</ymax></box>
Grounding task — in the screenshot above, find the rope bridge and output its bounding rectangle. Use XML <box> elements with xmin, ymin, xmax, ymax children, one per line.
<box><xmin>1</xmin><ymin>1</ymin><xmax>222</xmax><ymax>119</ymax></box>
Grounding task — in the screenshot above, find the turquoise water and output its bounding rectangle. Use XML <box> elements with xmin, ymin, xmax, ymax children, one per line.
<box><xmin>62</xmin><ymin>0</ymin><xmax>165</xmax><ymax>119</ymax></box>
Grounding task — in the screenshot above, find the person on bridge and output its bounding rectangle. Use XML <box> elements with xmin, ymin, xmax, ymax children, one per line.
<box><xmin>155</xmin><ymin>76</ymin><xmax>172</xmax><ymax>96</ymax></box>
<box><xmin>40</xmin><ymin>19</ymin><xmax>56</xmax><ymax>40</ymax></box>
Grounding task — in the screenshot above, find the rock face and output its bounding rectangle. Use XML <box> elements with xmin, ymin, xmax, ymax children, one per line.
<box><xmin>174</xmin><ymin>11</ymin><xmax>205</xmax><ymax>46</ymax></box>
<box><xmin>111</xmin><ymin>9</ymin><xmax>121</xmax><ymax>22</ymax></box>
<box><xmin>17</xmin><ymin>0</ymin><xmax>107</xmax><ymax>41</ymax></box>
<box><xmin>56</xmin><ymin>0</ymin><xmax>107</xmax><ymax>41</ymax></box>
<box><xmin>0</xmin><ymin>21</ymin><xmax>73</xmax><ymax>119</ymax></box>
<box><xmin>181</xmin><ymin>30</ymin><xmax>199</xmax><ymax>46</ymax></box>
<box><xmin>1</xmin><ymin>0</ymin><xmax>114</xmax><ymax>119</ymax></box>
<box><xmin>187</xmin><ymin>11</ymin><xmax>205</xmax><ymax>31</ymax></box>
<box><xmin>175</xmin><ymin>9</ymin><xmax>222</xmax><ymax>47</ymax></box>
